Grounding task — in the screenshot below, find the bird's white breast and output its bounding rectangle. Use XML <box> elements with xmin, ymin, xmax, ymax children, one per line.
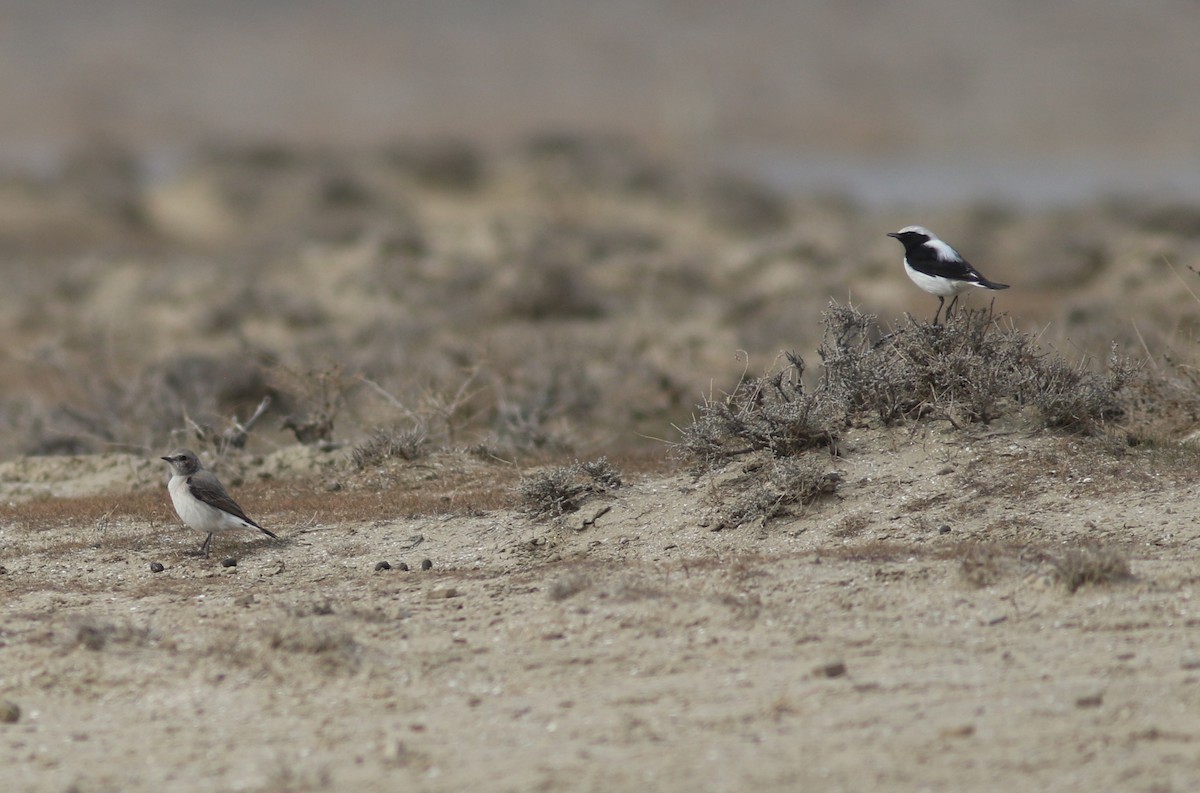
<box><xmin>167</xmin><ymin>475</ymin><xmax>248</xmax><ymax>533</ymax></box>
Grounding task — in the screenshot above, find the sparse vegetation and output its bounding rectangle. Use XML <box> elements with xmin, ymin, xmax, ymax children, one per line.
<box><xmin>5</xmin><ymin>31</ymin><xmax>1200</xmax><ymax>790</ymax></box>
<box><xmin>265</xmin><ymin>621</ymin><xmax>362</xmax><ymax>673</ymax></box>
<box><xmin>277</xmin><ymin>365</ymin><xmax>349</xmax><ymax>445</ymax></box>
<box><xmin>674</xmin><ymin>352</ymin><xmax>840</xmax><ymax>472</ymax></box>
<box><xmin>715</xmin><ymin>456</ymin><xmax>840</xmax><ymax>530</ymax></box>
<box><xmin>548</xmin><ymin>572</ymin><xmax>592</xmax><ymax>601</ymax></box>
<box><xmin>677</xmin><ymin>302</ymin><xmax>1139</xmax><ymax>478</ymax></box>
<box><xmin>517</xmin><ymin>457</ymin><xmax>623</xmax><ymax>517</ymax></box>
<box><xmin>351</xmin><ymin>426</ymin><xmax>430</xmax><ymax>468</ymax></box>
<box><xmin>820</xmin><ymin>302</ymin><xmax>1134</xmax><ymax>431</ymax></box>
<box><xmin>69</xmin><ymin>617</ymin><xmax>155</xmax><ymax>652</ymax></box>
<box><xmin>956</xmin><ymin>541</ymin><xmax>1132</xmax><ymax>592</ymax></box>
<box><xmin>957</xmin><ymin>542</ymin><xmax>1022</xmax><ymax>589</ymax></box>
<box><xmin>1049</xmin><ymin>544</ymin><xmax>1133</xmax><ymax>592</ymax></box>
<box><xmin>820</xmin><ymin>302</ymin><xmax>1038</xmax><ymax>425</ymax></box>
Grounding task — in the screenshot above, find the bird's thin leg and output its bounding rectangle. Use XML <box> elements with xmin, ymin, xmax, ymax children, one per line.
<box><xmin>933</xmin><ymin>296</ymin><xmax>945</xmax><ymax>325</ymax></box>
<box><xmin>947</xmin><ymin>294</ymin><xmax>959</xmax><ymax>319</ymax></box>
<box><xmin>199</xmin><ymin>532</ymin><xmax>213</xmax><ymax>558</ymax></box>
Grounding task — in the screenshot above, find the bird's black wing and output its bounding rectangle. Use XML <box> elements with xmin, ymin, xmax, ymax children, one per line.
<box><xmin>905</xmin><ymin>245</ymin><xmax>983</xmax><ymax>282</ymax></box>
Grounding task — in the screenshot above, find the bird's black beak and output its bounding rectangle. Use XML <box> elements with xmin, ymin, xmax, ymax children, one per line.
<box><xmin>161</xmin><ymin>456</ymin><xmax>172</xmax><ymax>462</ymax></box>
<box><xmin>887</xmin><ymin>231</ymin><xmax>900</xmax><ymax>238</ymax></box>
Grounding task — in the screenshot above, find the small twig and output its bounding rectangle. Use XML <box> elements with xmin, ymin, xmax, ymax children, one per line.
<box><xmin>185</xmin><ymin>412</ymin><xmax>209</xmax><ymax>443</ymax></box>
<box><xmin>872</xmin><ymin>329</ymin><xmax>902</xmax><ymax>350</ymax></box>
<box><xmin>398</xmin><ymin>534</ymin><xmax>425</xmax><ymax>551</ymax></box>
<box><xmin>224</xmin><ymin>395</ymin><xmax>271</xmax><ymax>449</ymax></box>
<box><xmin>1129</xmin><ymin>320</ymin><xmax>1158</xmax><ymax>372</ymax></box>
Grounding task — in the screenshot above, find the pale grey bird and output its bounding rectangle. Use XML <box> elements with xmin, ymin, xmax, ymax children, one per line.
<box><xmin>161</xmin><ymin>449</ymin><xmax>278</xmax><ymax>557</ymax></box>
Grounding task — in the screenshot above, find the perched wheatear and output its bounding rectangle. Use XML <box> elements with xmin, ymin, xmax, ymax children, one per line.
<box><xmin>161</xmin><ymin>449</ymin><xmax>277</xmax><ymax>557</ymax></box>
<box><xmin>887</xmin><ymin>226</ymin><xmax>1009</xmax><ymax>323</ymax></box>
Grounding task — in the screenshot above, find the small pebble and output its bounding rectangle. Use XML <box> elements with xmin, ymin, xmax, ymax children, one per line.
<box><xmin>1076</xmin><ymin>693</ymin><xmax>1104</xmax><ymax>708</ymax></box>
<box><xmin>0</xmin><ymin>700</ymin><xmax>19</xmax><ymax>724</ymax></box>
<box><xmin>149</xmin><ymin>562</ymin><xmax>165</xmax><ymax>573</ymax></box>
<box><xmin>398</xmin><ymin>562</ymin><xmax>410</xmax><ymax>571</ymax></box>
<box><xmin>221</xmin><ymin>557</ymin><xmax>237</xmax><ymax>568</ymax></box>
<box><xmin>939</xmin><ymin>724</ymin><xmax>975</xmax><ymax>739</ymax></box>
<box><xmin>77</xmin><ymin>625</ymin><xmax>106</xmax><ymax>651</ymax></box>
<box><xmin>938</xmin><ymin>525</ymin><xmax>951</xmax><ymax>534</ymax></box>
<box><xmin>420</xmin><ymin>559</ymin><xmax>433</xmax><ymax>571</ymax></box>
<box><xmin>0</xmin><ymin>565</ymin><xmax>8</xmax><ymax>575</ymax></box>
<box><xmin>374</xmin><ymin>561</ymin><xmax>392</xmax><ymax>571</ymax></box>
<box><xmin>817</xmin><ymin>661</ymin><xmax>847</xmax><ymax>678</ymax></box>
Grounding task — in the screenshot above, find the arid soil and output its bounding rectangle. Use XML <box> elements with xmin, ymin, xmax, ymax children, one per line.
<box><xmin>3</xmin><ymin>424</ymin><xmax>1200</xmax><ymax>793</ymax></box>
<box><xmin>1</xmin><ymin>134</ymin><xmax>1200</xmax><ymax>793</ymax></box>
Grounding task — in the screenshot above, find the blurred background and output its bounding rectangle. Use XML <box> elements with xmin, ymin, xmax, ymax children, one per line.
<box><xmin>2</xmin><ymin>0</ymin><xmax>1199</xmax><ymax>203</ymax></box>
<box><xmin>1</xmin><ymin>0</ymin><xmax>1198</xmax><ymax>459</ymax></box>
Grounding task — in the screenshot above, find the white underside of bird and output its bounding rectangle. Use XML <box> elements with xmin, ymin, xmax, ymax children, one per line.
<box><xmin>167</xmin><ymin>475</ymin><xmax>261</xmax><ymax>535</ymax></box>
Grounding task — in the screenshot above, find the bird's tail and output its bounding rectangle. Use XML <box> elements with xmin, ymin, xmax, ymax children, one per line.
<box><xmin>258</xmin><ymin>526</ymin><xmax>280</xmax><ymax>540</ymax></box>
<box><xmin>980</xmin><ymin>278</ymin><xmax>1009</xmax><ymax>290</ymax></box>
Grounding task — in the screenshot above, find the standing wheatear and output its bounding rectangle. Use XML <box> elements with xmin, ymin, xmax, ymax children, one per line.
<box><xmin>161</xmin><ymin>449</ymin><xmax>277</xmax><ymax>557</ymax></box>
<box><xmin>887</xmin><ymin>226</ymin><xmax>1009</xmax><ymax>323</ymax></box>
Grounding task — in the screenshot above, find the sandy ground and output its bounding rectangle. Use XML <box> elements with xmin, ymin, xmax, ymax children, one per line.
<box><xmin>3</xmin><ymin>422</ymin><xmax>1200</xmax><ymax>792</ymax></box>
<box><xmin>0</xmin><ymin>40</ymin><xmax>1199</xmax><ymax>787</ymax></box>
<box><xmin>2</xmin><ymin>5</ymin><xmax>1200</xmax><ymax>790</ymax></box>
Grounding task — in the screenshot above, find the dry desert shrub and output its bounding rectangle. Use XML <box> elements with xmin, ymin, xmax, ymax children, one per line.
<box><xmin>1049</xmin><ymin>544</ymin><xmax>1132</xmax><ymax>593</ymax></box>
<box><xmin>276</xmin><ymin>365</ymin><xmax>350</xmax><ymax>446</ymax></box>
<box><xmin>674</xmin><ymin>351</ymin><xmax>840</xmax><ymax>471</ymax></box>
<box><xmin>68</xmin><ymin>617</ymin><xmax>155</xmax><ymax>653</ymax></box>
<box><xmin>350</xmin><ymin>427</ymin><xmax>430</xmax><ymax>469</ymax></box>
<box><xmin>489</xmin><ymin>360</ymin><xmax>592</xmax><ymax>453</ymax></box>
<box><xmin>676</xmin><ymin>302</ymin><xmax>1134</xmax><ymax>475</ymax></box>
<box><xmin>9</xmin><ymin>351</ymin><xmax>277</xmax><ymax>456</ymax></box>
<box><xmin>716</xmin><ymin>456</ymin><xmax>840</xmax><ymax>530</ymax></box>
<box><xmin>673</xmin><ymin>300</ymin><xmax>1136</xmax><ymax>531</ymax></box>
<box><xmin>517</xmin><ymin>457</ymin><xmax>623</xmax><ymax>517</ymax></box>
<box><xmin>264</xmin><ymin>621</ymin><xmax>362</xmax><ymax>674</ymax></box>
<box><xmin>547</xmin><ymin>571</ymin><xmax>593</xmax><ymax>601</ymax></box>
<box><xmin>957</xmin><ymin>541</ymin><xmax>1132</xmax><ymax>592</ymax></box>
<box><xmin>820</xmin><ymin>302</ymin><xmax>1035</xmax><ymax>424</ymax></box>
<box><xmin>1031</xmin><ymin>346</ymin><xmax>1136</xmax><ymax>431</ymax></box>
<box><xmin>1092</xmin><ymin>341</ymin><xmax>1200</xmax><ymax>449</ymax></box>
<box><xmin>820</xmin><ymin>301</ymin><xmax>1132</xmax><ymax>430</ymax></box>
<box><xmin>957</xmin><ymin>543</ymin><xmax>1021</xmax><ymax>588</ymax></box>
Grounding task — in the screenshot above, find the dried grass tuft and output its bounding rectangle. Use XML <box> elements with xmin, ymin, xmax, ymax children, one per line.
<box><xmin>351</xmin><ymin>427</ymin><xmax>430</xmax><ymax>469</ymax></box>
<box><xmin>1049</xmin><ymin>544</ymin><xmax>1132</xmax><ymax>593</ymax></box>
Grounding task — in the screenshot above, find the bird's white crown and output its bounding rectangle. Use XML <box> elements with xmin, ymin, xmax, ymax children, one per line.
<box><xmin>896</xmin><ymin>225</ymin><xmax>936</xmax><ymax>239</ymax></box>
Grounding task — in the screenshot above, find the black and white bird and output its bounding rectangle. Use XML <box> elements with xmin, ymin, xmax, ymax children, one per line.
<box><xmin>887</xmin><ymin>226</ymin><xmax>1009</xmax><ymax>323</ymax></box>
<box><xmin>161</xmin><ymin>449</ymin><xmax>278</xmax><ymax>557</ymax></box>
